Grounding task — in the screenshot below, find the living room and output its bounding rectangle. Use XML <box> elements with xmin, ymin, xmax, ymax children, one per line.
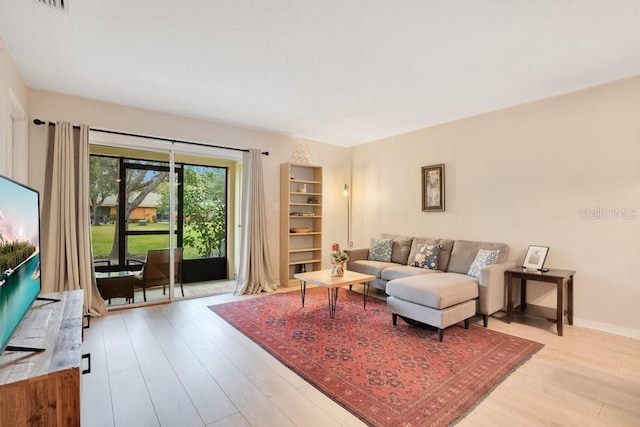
<box><xmin>11</xmin><ymin>36</ymin><xmax>639</xmax><ymax>342</ymax></box>
<box><xmin>1</xmin><ymin>2</ymin><xmax>639</xmax><ymax>426</ymax></box>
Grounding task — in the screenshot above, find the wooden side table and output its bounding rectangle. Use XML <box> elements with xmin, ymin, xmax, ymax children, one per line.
<box><xmin>504</xmin><ymin>267</ymin><xmax>575</xmax><ymax>336</ymax></box>
<box><xmin>96</xmin><ymin>271</ymin><xmax>135</xmax><ymax>304</ymax></box>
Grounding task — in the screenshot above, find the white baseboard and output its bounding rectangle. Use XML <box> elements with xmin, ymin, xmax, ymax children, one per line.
<box><xmin>574</xmin><ymin>317</ymin><xmax>640</xmax><ymax>339</ymax></box>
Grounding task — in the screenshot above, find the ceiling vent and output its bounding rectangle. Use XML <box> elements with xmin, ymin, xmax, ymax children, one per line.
<box><xmin>36</xmin><ymin>0</ymin><xmax>68</xmax><ymax>12</ymax></box>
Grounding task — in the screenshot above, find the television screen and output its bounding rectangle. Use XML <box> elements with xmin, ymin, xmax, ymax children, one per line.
<box><xmin>0</xmin><ymin>174</ymin><xmax>41</xmax><ymax>354</ymax></box>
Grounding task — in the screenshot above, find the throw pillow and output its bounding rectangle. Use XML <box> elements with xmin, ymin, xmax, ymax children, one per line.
<box><xmin>410</xmin><ymin>244</ymin><xmax>441</xmax><ymax>270</ymax></box>
<box><xmin>467</xmin><ymin>249</ymin><xmax>500</xmax><ymax>278</ymax></box>
<box><xmin>368</xmin><ymin>238</ymin><xmax>393</xmax><ymax>262</ymax></box>
<box><xmin>390</xmin><ymin>238</ymin><xmax>414</xmax><ymax>264</ymax></box>
<box><xmin>381</xmin><ymin>234</ymin><xmax>414</xmax><ymax>265</ymax></box>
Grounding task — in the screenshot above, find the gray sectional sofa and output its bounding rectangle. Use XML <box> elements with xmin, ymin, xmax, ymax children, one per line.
<box><xmin>346</xmin><ymin>233</ymin><xmax>516</xmax><ymax>329</ymax></box>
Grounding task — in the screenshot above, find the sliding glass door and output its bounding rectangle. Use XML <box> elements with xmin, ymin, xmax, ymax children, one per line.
<box><xmin>90</xmin><ymin>143</ymin><xmax>234</xmax><ymax>306</ymax></box>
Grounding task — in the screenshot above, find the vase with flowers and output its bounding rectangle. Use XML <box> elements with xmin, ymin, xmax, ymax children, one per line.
<box><xmin>330</xmin><ymin>243</ymin><xmax>348</xmax><ymax>277</ymax></box>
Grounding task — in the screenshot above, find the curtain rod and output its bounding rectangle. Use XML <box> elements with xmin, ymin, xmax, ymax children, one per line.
<box><xmin>33</xmin><ymin>119</ymin><xmax>269</xmax><ymax>156</ymax></box>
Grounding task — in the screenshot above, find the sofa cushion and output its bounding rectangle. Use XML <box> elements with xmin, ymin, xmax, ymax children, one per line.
<box><xmin>368</xmin><ymin>237</ymin><xmax>393</xmax><ymax>262</ymax></box>
<box><xmin>348</xmin><ymin>260</ymin><xmax>397</xmax><ymax>279</ymax></box>
<box><xmin>447</xmin><ymin>240</ymin><xmax>509</xmax><ymax>274</ymax></box>
<box><xmin>467</xmin><ymin>249</ymin><xmax>500</xmax><ymax>278</ymax></box>
<box><xmin>386</xmin><ymin>273</ymin><xmax>479</xmax><ymax>309</ymax></box>
<box><xmin>381</xmin><ymin>265</ymin><xmax>442</xmax><ymax>282</ymax></box>
<box><xmin>410</xmin><ymin>244</ymin><xmax>440</xmax><ymax>269</ymax></box>
<box><xmin>381</xmin><ymin>233</ymin><xmax>414</xmax><ymax>265</ymax></box>
<box><xmin>407</xmin><ymin>237</ymin><xmax>455</xmax><ymax>270</ymax></box>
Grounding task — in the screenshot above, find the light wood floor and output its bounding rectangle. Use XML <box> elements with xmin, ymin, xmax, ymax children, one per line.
<box><xmin>81</xmin><ymin>286</ymin><xmax>640</xmax><ymax>426</ymax></box>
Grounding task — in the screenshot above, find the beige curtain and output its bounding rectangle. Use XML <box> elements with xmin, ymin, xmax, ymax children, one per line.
<box><xmin>235</xmin><ymin>149</ymin><xmax>278</xmax><ymax>295</ymax></box>
<box><xmin>41</xmin><ymin>122</ymin><xmax>107</xmax><ymax>315</ymax></box>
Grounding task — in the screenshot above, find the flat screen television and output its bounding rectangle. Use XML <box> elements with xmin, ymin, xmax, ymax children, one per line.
<box><xmin>0</xmin><ymin>173</ymin><xmax>41</xmax><ymax>354</ymax></box>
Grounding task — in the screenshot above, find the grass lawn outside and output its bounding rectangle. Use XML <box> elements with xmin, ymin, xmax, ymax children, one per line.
<box><xmin>91</xmin><ymin>223</ymin><xmax>199</xmax><ymax>259</ymax></box>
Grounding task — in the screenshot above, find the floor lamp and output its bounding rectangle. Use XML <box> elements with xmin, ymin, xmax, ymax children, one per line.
<box><xmin>344</xmin><ymin>184</ymin><xmax>353</xmax><ymax>248</ymax></box>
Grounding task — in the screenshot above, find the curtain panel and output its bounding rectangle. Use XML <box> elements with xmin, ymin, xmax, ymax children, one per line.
<box><xmin>235</xmin><ymin>148</ymin><xmax>278</xmax><ymax>294</ymax></box>
<box><xmin>41</xmin><ymin>122</ymin><xmax>106</xmax><ymax>315</ymax></box>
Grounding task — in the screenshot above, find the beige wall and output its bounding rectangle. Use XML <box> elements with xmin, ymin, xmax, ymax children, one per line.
<box><xmin>27</xmin><ymin>90</ymin><xmax>351</xmax><ymax>282</ymax></box>
<box><xmin>0</xmin><ymin>36</ymin><xmax>29</xmax><ymax>181</ymax></box>
<box><xmin>351</xmin><ymin>75</ymin><xmax>640</xmax><ymax>337</ymax></box>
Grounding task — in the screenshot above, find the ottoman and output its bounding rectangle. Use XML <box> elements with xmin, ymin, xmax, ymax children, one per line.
<box><xmin>386</xmin><ymin>273</ymin><xmax>479</xmax><ymax>341</ymax></box>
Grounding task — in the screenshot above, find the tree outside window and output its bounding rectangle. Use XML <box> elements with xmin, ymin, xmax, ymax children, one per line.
<box><xmin>158</xmin><ymin>165</ymin><xmax>227</xmax><ymax>259</ymax></box>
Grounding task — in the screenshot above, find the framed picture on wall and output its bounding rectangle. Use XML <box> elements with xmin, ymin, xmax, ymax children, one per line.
<box><xmin>421</xmin><ymin>163</ymin><xmax>445</xmax><ymax>212</ymax></box>
<box><xmin>522</xmin><ymin>245</ymin><xmax>549</xmax><ymax>271</ymax></box>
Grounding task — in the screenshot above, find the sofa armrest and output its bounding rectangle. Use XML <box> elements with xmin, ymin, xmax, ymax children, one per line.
<box><xmin>477</xmin><ymin>261</ymin><xmax>517</xmax><ymax>316</ymax></box>
<box><xmin>345</xmin><ymin>248</ymin><xmax>369</xmax><ymax>263</ymax></box>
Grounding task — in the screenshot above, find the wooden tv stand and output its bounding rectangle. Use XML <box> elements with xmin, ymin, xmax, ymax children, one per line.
<box><xmin>0</xmin><ymin>290</ymin><xmax>84</xmax><ymax>426</ymax></box>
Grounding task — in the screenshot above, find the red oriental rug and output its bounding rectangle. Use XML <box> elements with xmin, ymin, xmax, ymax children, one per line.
<box><xmin>209</xmin><ymin>287</ymin><xmax>542</xmax><ymax>426</ymax></box>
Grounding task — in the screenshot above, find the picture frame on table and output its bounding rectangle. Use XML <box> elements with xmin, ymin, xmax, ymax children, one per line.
<box><xmin>522</xmin><ymin>245</ymin><xmax>549</xmax><ymax>271</ymax></box>
<box><xmin>421</xmin><ymin>163</ymin><xmax>445</xmax><ymax>212</ymax></box>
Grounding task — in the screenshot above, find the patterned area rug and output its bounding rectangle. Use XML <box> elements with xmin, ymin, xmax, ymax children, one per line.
<box><xmin>209</xmin><ymin>287</ymin><xmax>543</xmax><ymax>426</ymax></box>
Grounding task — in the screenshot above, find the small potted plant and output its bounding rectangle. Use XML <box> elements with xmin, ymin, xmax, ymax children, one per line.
<box><xmin>330</xmin><ymin>243</ymin><xmax>348</xmax><ymax>277</ymax></box>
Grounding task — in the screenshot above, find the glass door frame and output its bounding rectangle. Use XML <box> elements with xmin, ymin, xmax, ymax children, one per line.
<box><xmin>117</xmin><ymin>157</ymin><xmax>184</xmax><ymax>270</ymax></box>
<box><xmin>89</xmin><ymin>141</ymin><xmax>180</xmax><ymax>303</ymax></box>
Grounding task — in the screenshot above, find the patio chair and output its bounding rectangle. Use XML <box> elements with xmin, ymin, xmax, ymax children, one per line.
<box><xmin>133</xmin><ymin>248</ymin><xmax>183</xmax><ymax>302</ymax></box>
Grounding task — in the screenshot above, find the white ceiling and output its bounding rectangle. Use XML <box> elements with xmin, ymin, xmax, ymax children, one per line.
<box><xmin>1</xmin><ymin>1</ymin><xmax>640</xmax><ymax>147</ymax></box>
